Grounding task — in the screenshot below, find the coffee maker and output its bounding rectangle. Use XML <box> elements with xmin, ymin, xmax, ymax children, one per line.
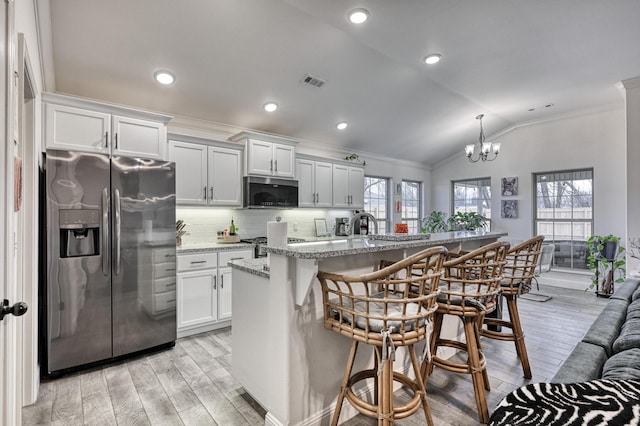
<box><xmin>335</xmin><ymin>217</ymin><xmax>349</xmax><ymax>236</ymax></box>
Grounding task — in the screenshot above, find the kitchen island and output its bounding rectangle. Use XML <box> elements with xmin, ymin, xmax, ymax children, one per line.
<box><xmin>230</xmin><ymin>231</ymin><xmax>506</xmax><ymax>426</ymax></box>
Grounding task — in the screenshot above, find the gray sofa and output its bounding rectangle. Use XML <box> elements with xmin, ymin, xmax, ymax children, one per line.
<box><xmin>552</xmin><ymin>278</ymin><xmax>640</xmax><ymax>383</ymax></box>
<box><xmin>488</xmin><ymin>279</ymin><xmax>640</xmax><ymax>425</ymax></box>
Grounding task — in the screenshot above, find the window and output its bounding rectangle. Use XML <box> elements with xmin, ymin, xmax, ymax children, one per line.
<box><xmin>534</xmin><ymin>169</ymin><xmax>593</xmax><ymax>270</ymax></box>
<box><xmin>364</xmin><ymin>176</ymin><xmax>389</xmax><ymax>233</ymax></box>
<box><xmin>401</xmin><ymin>180</ymin><xmax>421</xmax><ymax>234</ymax></box>
<box><xmin>452</xmin><ymin>178</ymin><xmax>492</xmax><ymax>227</ymax></box>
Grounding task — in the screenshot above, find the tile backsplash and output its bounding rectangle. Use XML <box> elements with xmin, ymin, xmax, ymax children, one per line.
<box><xmin>176</xmin><ymin>208</ymin><xmax>355</xmax><ymax>244</ymax></box>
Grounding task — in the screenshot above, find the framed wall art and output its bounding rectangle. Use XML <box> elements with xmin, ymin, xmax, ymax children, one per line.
<box><xmin>501</xmin><ymin>177</ymin><xmax>518</xmax><ymax>196</ymax></box>
<box><xmin>501</xmin><ymin>200</ymin><xmax>518</xmax><ymax>219</ymax></box>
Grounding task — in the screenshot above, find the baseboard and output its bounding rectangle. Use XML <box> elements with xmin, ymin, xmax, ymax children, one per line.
<box><xmin>177</xmin><ymin>319</ymin><xmax>231</xmax><ymax>339</ymax></box>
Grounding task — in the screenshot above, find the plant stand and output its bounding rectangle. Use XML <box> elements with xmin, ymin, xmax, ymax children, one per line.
<box><xmin>596</xmin><ymin>259</ymin><xmax>615</xmax><ymax>298</ymax></box>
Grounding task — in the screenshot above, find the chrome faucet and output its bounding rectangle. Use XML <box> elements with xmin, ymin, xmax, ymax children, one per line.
<box><xmin>348</xmin><ymin>212</ymin><xmax>378</xmax><ymax>236</ymax></box>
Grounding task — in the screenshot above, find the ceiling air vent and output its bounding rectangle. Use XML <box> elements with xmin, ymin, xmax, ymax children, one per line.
<box><xmin>301</xmin><ymin>74</ymin><xmax>325</xmax><ymax>88</ymax></box>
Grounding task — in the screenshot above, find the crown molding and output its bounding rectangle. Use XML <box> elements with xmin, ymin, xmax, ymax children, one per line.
<box><xmin>622</xmin><ymin>76</ymin><xmax>640</xmax><ymax>90</ymax></box>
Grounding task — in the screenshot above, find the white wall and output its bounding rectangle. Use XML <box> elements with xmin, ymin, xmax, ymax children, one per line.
<box><xmin>431</xmin><ymin>107</ymin><xmax>627</xmax><ymax>243</ymax></box>
<box><xmin>624</xmin><ymin>77</ymin><xmax>640</xmax><ymax>276</ymax></box>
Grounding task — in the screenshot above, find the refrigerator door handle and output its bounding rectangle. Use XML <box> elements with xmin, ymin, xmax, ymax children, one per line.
<box><xmin>114</xmin><ymin>188</ymin><xmax>122</xmax><ymax>276</ymax></box>
<box><xmin>102</xmin><ymin>187</ymin><xmax>110</xmax><ymax>276</ymax></box>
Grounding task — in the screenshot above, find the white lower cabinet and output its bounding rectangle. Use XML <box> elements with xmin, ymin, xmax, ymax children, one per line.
<box><xmin>177</xmin><ymin>249</ymin><xmax>252</xmax><ymax>338</ymax></box>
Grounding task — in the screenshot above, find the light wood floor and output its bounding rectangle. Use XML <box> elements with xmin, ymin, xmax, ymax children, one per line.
<box><xmin>23</xmin><ymin>284</ymin><xmax>607</xmax><ymax>425</ymax></box>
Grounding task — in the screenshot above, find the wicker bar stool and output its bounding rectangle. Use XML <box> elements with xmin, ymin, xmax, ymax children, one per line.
<box><xmin>423</xmin><ymin>241</ymin><xmax>509</xmax><ymax>424</ymax></box>
<box><xmin>483</xmin><ymin>236</ymin><xmax>544</xmax><ymax>379</ymax></box>
<box><xmin>318</xmin><ymin>246</ymin><xmax>447</xmax><ymax>426</ymax></box>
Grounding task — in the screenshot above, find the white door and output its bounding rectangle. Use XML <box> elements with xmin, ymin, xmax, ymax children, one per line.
<box><xmin>208</xmin><ymin>146</ymin><xmax>242</xmax><ymax>206</ymax></box>
<box><xmin>45</xmin><ymin>103</ymin><xmax>111</xmax><ymax>153</ymax></box>
<box><xmin>296</xmin><ymin>159</ymin><xmax>315</xmax><ymax>207</ymax></box>
<box><xmin>314</xmin><ymin>161</ymin><xmax>333</xmax><ymax>208</ymax></box>
<box><xmin>332</xmin><ymin>164</ymin><xmax>350</xmax><ymax>207</ymax></box>
<box><xmin>349</xmin><ymin>167</ymin><xmax>365</xmax><ymax>209</ymax></box>
<box><xmin>218</xmin><ymin>268</ymin><xmax>233</xmax><ymax>320</ymax></box>
<box><xmin>169</xmin><ymin>141</ymin><xmax>208</xmax><ymax>205</ymax></box>
<box><xmin>247</xmin><ymin>139</ymin><xmax>274</xmax><ymax>176</ymax></box>
<box><xmin>273</xmin><ymin>143</ymin><xmax>295</xmax><ymax>178</ymax></box>
<box><xmin>112</xmin><ymin>115</ymin><xmax>165</xmax><ymax>159</ymax></box>
<box><xmin>2</xmin><ymin>5</ymin><xmax>24</xmax><ymax>422</ymax></box>
<box><xmin>176</xmin><ymin>269</ymin><xmax>218</xmax><ymax>329</ymax></box>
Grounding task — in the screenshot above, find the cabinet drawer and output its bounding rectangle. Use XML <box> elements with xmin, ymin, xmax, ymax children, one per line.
<box><xmin>177</xmin><ymin>252</ymin><xmax>218</xmax><ymax>271</ymax></box>
<box><xmin>154</xmin><ymin>262</ymin><xmax>177</xmax><ymax>279</ymax></box>
<box><xmin>155</xmin><ymin>291</ymin><xmax>176</xmax><ymax>312</ymax></box>
<box><xmin>153</xmin><ymin>247</ymin><xmax>176</xmax><ymax>263</ymax></box>
<box><xmin>218</xmin><ymin>250</ymin><xmax>253</xmax><ymax>266</ymax></box>
<box><xmin>154</xmin><ymin>276</ymin><xmax>176</xmax><ymax>293</ymax></box>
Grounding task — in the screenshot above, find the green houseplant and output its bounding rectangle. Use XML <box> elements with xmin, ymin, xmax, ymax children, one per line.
<box><xmin>447</xmin><ymin>211</ymin><xmax>488</xmax><ymax>231</ymax></box>
<box><xmin>421</xmin><ymin>211</ymin><xmax>448</xmax><ymax>233</ymax></box>
<box><xmin>421</xmin><ymin>211</ymin><xmax>488</xmax><ymax>233</ymax></box>
<box><xmin>586</xmin><ymin>235</ymin><xmax>626</xmax><ymax>296</ymax></box>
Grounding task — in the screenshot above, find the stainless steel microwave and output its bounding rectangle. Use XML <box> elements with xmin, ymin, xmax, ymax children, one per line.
<box><xmin>243</xmin><ymin>176</ymin><xmax>299</xmax><ymax>208</ymax></box>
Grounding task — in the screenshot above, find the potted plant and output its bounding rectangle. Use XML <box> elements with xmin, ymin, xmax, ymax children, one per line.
<box><xmin>447</xmin><ymin>211</ymin><xmax>488</xmax><ymax>231</ymax></box>
<box><xmin>586</xmin><ymin>235</ymin><xmax>626</xmax><ymax>297</ymax></box>
<box><xmin>421</xmin><ymin>211</ymin><xmax>448</xmax><ymax>233</ymax></box>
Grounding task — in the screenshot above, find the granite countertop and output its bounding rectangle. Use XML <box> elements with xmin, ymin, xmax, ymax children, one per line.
<box><xmin>264</xmin><ymin>230</ymin><xmax>507</xmax><ymax>259</ymax></box>
<box><xmin>177</xmin><ymin>242</ymin><xmax>254</xmax><ymax>254</ymax></box>
<box><xmin>228</xmin><ymin>258</ymin><xmax>270</xmax><ymax>278</ymax></box>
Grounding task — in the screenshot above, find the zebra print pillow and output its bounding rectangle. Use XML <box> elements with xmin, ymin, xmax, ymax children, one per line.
<box><xmin>488</xmin><ymin>379</ymin><xmax>640</xmax><ymax>425</ymax></box>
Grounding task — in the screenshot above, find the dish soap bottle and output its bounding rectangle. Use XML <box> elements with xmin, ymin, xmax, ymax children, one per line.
<box><xmin>230</xmin><ymin>218</ymin><xmax>237</xmax><ymax>235</ymax></box>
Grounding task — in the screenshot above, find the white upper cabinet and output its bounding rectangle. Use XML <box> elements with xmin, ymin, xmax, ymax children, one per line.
<box><xmin>333</xmin><ymin>164</ymin><xmax>364</xmax><ymax>209</ymax></box>
<box><xmin>112</xmin><ymin>115</ymin><xmax>166</xmax><ymax>159</ymax></box>
<box><xmin>297</xmin><ymin>159</ymin><xmax>333</xmax><ymax>208</ymax></box>
<box><xmin>208</xmin><ymin>146</ymin><xmax>242</xmax><ymax>206</ymax></box>
<box><xmin>43</xmin><ymin>93</ymin><xmax>171</xmax><ymax>159</ymax></box>
<box><xmin>169</xmin><ymin>141</ymin><xmax>209</xmax><ymax>205</ymax></box>
<box><xmin>272</xmin><ymin>143</ymin><xmax>295</xmax><ymax>178</ymax></box>
<box><xmin>169</xmin><ymin>137</ymin><xmax>242</xmax><ymax>206</ymax></box>
<box><xmin>229</xmin><ymin>132</ymin><xmax>297</xmax><ymax>179</ymax></box>
<box><xmin>45</xmin><ymin>103</ymin><xmax>111</xmax><ymax>153</ymax></box>
<box><xmin>348</xmin><ymin>166</ymin><xmax>365</xmax><ymax>209</ymax></box>
<box><xmin>245</xmin><ymin>139</ymin><xmax>295</xmax><ymax>178</ymax></box>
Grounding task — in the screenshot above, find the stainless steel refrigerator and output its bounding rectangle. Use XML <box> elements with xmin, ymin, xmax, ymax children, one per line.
<box><xmin>41</xmin><ymin>149</ymin><xmax>176</xmax><ymax>376</ymax></box>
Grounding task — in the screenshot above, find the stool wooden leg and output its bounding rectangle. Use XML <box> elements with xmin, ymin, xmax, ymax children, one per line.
<box><xmin>475</xmin><ymin>314</ymin><xmax>491</xmax><ymax>391</ymax></box>
<box><xmin>376</xmin><ymin>346</ymin><xmax>393</xmax><ymax>426</ymax></box>
<box><xmin>508</xmin><ymin>296</ymin><xmax>532</xmax><ymax>379</ymax></box>
<box><xmin>422</xmin><ymin>312</ymin><xmax>443</xmax><ymax>382</ymax></box>
<box><xmin>464</xmin><ymin>317</ymin><xmax>489</xmax><ymax>423</ymax></box>
<box><xmin>332</xmin><ymin>340</ymin><xmax>359</xmax><ymax>426</ymax></box>
<box><xmin>409</xmin><ymin>344</ymin><xmax>434</xmax><ymax>426</ymax></box>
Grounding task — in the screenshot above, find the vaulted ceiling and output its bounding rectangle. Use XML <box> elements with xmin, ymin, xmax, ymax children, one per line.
<box><xmin>44</xmin><ymin>0</ymin><xmax>640</xmax><ymax>165</ymax></box>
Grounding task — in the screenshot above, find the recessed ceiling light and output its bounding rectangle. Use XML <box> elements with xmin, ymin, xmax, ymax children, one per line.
<box><xmin>423</xmin><ymin>54</ymin><xmax>442</xmax><ymax>65</ymax></box>
<box><xmin>348</xmin><ymin>8</ymin><xmax>369</xmax><ymax>24</ymax></box>
<box><xmin>263</xmin><ymin>102</ymin><xmax>278</xmax><ymax>112</ymax></box>
<box><xmin>336</xmin><ymin>122</ymin><xmax>348</xmax><ymax>130</ymax></box>
<box><xmin>154</xmin><ymin>70</ymin><xmax>175</xmax><ymax>85</ymax></box>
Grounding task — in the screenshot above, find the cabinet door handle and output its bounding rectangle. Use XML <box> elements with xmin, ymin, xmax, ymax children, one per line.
<box><xmin>167</xmin><ymin>283</ymin><xmax>176</xmax><ymax>287</ymax></box>
<box><xmin>166</xmin><ymin>299</ymin><xmax>176</xmax><ymax>304</ymax></box>
<box><xmin>165</xmin><ymin>268</ymin><xmax>176</xmax><ymax>271</ymax></box>
<box><xmin>115</xmin><ymin>133</ymin><xmax>118</xmax><ymax>149</ymax></box>
<box><xmin>190</xmin><ymin>260</ymin><xmax>206</xmax><ymax>264</ymax></box>
<box><xmin>105</xmin><ymin>131</ymin><xmax>109</xmax><ymax>148</ymax></box>
<box><xmin>210</xmin><ymin>187</ymin><xmax>214</xmax><ymax>199</ymax></box>
<box><xmin>270</xmin><ymin>159</ymin><xmax>273</xmax><ymax>172</ymax></box>
<box><xmin>213</xmin><ymin>276</ymin><xmax>217</xmax><ymax>290</ymax></box>
<box><xmin>221</xmin><ymin>275</ymin><xmax>224</xmax><ymax>288</ymax></box>
<box><xmin>203</xmin><ymin>186</ymin><xmax>207</xmax><ymax>200</ymax></box>
<box><xmin>165</xmin><ymin>254</ymin><xmax>175</xmax><ymax>258</ymax></box>
<box><xmin>230</xmin><ymin>257</ymin><xmax>244</xmax><ymax>260</ymax></box>
<box><xmin>274</xmin><ymin>160</ymin><xmax>278</xmax><ymax>172</ymax></box>
<box><xmin>316</xmin><ymin>193</ymin><xmax>319</xmax><ymax>203</ymax></box>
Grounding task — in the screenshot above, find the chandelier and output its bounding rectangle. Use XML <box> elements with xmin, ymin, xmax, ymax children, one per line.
<box><xmin>465</xmin><ymin>114</ymin><xmax>501</xmax><ymax>163</ymax></box>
